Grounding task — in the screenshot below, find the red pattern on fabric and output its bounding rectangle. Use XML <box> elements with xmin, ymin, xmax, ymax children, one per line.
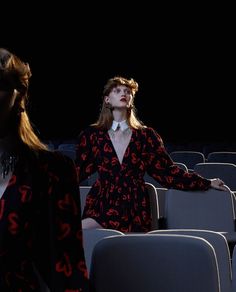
<box><xmin>0</xmin><ymin>151</ymin><xmax>89</xmax><ymax>291</ymax></box>
<box><xmin>76</xmin><ymin>126</ymin><xmax>211</xmax><ymax>232</ymax></box>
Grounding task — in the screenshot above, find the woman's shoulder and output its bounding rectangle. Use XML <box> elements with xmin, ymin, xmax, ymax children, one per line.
<box><xmin>138</xmin><ymin>126</ymin><xmax>161</xmax><ymax>136</ymax></box>
<box><xmin>37</xmin><ymin>150</ymin><xmax>76</xmax><ymax>178</ymax></box>
<box><xmin>137</xmin><ymin>126</ymin><xmax>164</xmax><ymax>144</ymax></box>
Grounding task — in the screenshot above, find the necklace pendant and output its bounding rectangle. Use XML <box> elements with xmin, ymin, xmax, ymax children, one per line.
<box><xmin>1</xmin><ymin>153</ymin><xmax>17</xmax><ymax>179</ymax></box>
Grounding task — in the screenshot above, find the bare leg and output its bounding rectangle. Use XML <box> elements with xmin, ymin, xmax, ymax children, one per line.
<box><xmin>82</xmin><ymin>218</ymin><xmax>103</xmax><ymax>229</ymax></box>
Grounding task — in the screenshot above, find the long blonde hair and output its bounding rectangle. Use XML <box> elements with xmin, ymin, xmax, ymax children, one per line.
<box><xmin>0</xmin><ymin>48</ymin><xmax>47</xmax><ymax>151</ymax></box>
<box><xmin>93</xmin><ymin>76</ymin><xmax>146</xmax><ymax>130</ymax></box>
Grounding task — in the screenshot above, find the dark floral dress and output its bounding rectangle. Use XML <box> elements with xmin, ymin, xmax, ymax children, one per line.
<box><xmin>0</xmin><ymin>150</ymin><xmax>89</xmax><ymax>291</ymax></box>
<box><xmin>76</xmin><ymin>126</ymin><xmax>211</xmax><ymax>232</ymax></box>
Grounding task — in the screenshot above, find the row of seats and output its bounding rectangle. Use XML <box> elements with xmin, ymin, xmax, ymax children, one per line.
<box><xmin>194</xmin><ymin>162</ymin><xmax>236</xmax><ymax>191</ymax></box>
<box><xmin>80</xmin><ymin>184</ymin><xmax>236</xmax><ymax>259</ymax></box>
<box><xmin>81</xmin><ymin>183</ymin><xmax>236</xmax><ymax>229</ymax></box>
<box><xmin>46</xmin><ymin>142</ymin><xmax>236</xmax><ymax>191</ymax></box>
<box><xmin>53</xmin><ymin>145</ymin><xmax>236</xmax><ymax>191</ymax></box>
<box><xmin>48</xmin><ymin>143</ymin><xmax>236</xmax><ymax>169</ymax></box>
<box><xmin>48</xmin><ymin>141</ymin><xmax>236</xmax><ymax>163</ymax></box>
<box><xmin>81</xmin><ymin>185</ymin><xmax>236</xmax><ymax>291</ymax></box>
<box><xmin>166</xmin><ymin>141</ymin><xmax>236</xmax><ymax>157</ymax></box>
<box><xmin>45</xmin><ymin>140</ymin><xmax>236</xmax><ymax>157</ymax></box>
<box><xmin>80</xmin><ymin>185</ymin><xmax>236</xmax><ymax>233</ymax></box>
<box><xmin>85</xmin><ymin>230</ymin><xmax>235</xmax><ymax>292</ymax></box>
<box><xmin>170</xmin><ymin>150</ymin><xmax>236</xmax><ymax>170</ymax></box>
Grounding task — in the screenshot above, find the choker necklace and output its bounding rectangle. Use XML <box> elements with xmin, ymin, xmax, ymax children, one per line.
<box><xmin>0</xmin><ymin>152</ymin><xmax>18</xmax><ymax>179</ymax></box>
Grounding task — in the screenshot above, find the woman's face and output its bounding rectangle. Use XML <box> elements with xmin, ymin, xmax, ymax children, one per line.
<box><xmin>105</xmin><ymin>85</ymin><xmax>133</xmax><ymax>109</ymax></box>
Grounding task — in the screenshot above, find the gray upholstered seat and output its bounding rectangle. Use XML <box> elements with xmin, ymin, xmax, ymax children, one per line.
<box><xmin>90</xmin><ymin>234</ymin><xmax>221</xmax><ymax>292</ymax></box>
<box><xmin>207</xmin><ymin>152</ymin><xmax>236</xmax><ymax>164</ymax></box>
<box><xmin>82</xmin><ymin>228</ymin><xmax>124</xmax><ymax>273</ymax></box>
<box><xmin>170</xmin><ymin>150</ymin><xmax>205</xmax><ymax>170</ymax></box>
<box><xmin>164</xmin><ymin>188</ymin><xmax>235</xmax><ymax>232</ymax></box>
<box><xmin>194</xmin><ymin>162</ymin><xmax>236</xmax><ymax>191</ymax></box>
<box><xmin>148</xmin><ymin>229</ymin><xmax>233</xmax><ymax>292</ymax></box>
<box><xmin>231</xmin><ymin>245</ymin><xmax>236</xmax><ymax>291</ymax></box>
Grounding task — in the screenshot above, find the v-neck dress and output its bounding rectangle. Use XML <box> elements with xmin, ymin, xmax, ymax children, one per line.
<box><xmin>0</xmin><ymin>150</ymin><xmax>89</xmax><ymax>291</ymax></box>
<box><xmin>76</xmin><ymin>126</ymin><xmax>211</xmax><ymax>232</ymax></box>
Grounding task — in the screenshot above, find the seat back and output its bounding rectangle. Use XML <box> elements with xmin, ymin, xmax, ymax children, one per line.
<box><xmin>232</xmin><ymin>245</ymin><xmax>236</xmax><ymax>291</ymax></box>
<box><xmin>87</xmin><ymin>172</ymin><xmax>98</xmax><ymax>185</ymax></box>
<box><xmin>57</xmin><ymin>143</ymin><xmax>76</xmax><ymax>151</ymax></box>
<box><xmin>144</xmin><ymin>172</ymin><xmax>163</xmax><ymax>188</ymax></box>
<box><xmin>165</xmin><ymin>188</ymin><xmax>235</xmax><ymax>232</ymax></box>
<box><xmin>194</xmin><ymin>162</ymin><xmax>236</xmax><ymax>191</ymax></box>
<box><xmin>90</xmin><ymin>234</ymin><xmax>221</xmax><ymax>292</ymax></box>
<box><xmin>208</xmin><ymin>152</ymin><xmax>236</xmax><ymax>164</ymax></box>
<box><xmin>170</xmin><ymin>151</ymin><xmax>205</xmax><ymax>170</ymax></box>
<box><xmin>145</xmin><ymin>182</ymin><xmax>159</xmax><ymax>230</ymax></box>
<box><xmin>148</xmin><ymin>229</ymin><xmax>233</xmax><ymax>292</ymax></box>
<box><xmin>45</xmin><ymin>143</ymin><xmax>55</xmax><ymax>150</ymax></box>
<box><xmin>156</xmin><ymin>187</ymin><xmax>168</xmax><ymax>219</ymax></box>
<box><xmin>174</xmin><ymin>162</ymin><xmax>189</xmax><ymax>171</ymax></box>
<box><xmin>82</xmin><ymin>228</ymin><xmax>124</xmax><ymax>273</ymax></box>
<box><xmin>57</xmin><ymin>149</ymin><xmax>76</xmax><ymax>160</ymax></box>
<box><xmin>79</xmin><ymin>186</ymin><xmax>91</xmax><ymax>214</ymax></box>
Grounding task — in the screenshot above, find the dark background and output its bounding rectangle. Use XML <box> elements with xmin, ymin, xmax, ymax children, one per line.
<box><xmin>1</xmin><ymin>4</ymin><xmax>234</xmax><ymax>146</ymax></box>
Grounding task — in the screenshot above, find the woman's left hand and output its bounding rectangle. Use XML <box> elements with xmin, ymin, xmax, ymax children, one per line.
<box><xmin>210</xmin><ymin>178</ymin><xmax>230</xmax><ymax>191</ymax></box>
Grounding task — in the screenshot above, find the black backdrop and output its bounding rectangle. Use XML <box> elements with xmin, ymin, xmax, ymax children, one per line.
<box><xmin>1</xmin><ymin>4</ymin><xmax>234</xmax><ymax>145</ymax></box>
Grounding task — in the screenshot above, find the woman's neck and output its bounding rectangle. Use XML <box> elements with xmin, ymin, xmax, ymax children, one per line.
<box><xmin>112</xmin><ymin>109</ymin><xmax>127</xmax><ymax>122</ymax></box>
